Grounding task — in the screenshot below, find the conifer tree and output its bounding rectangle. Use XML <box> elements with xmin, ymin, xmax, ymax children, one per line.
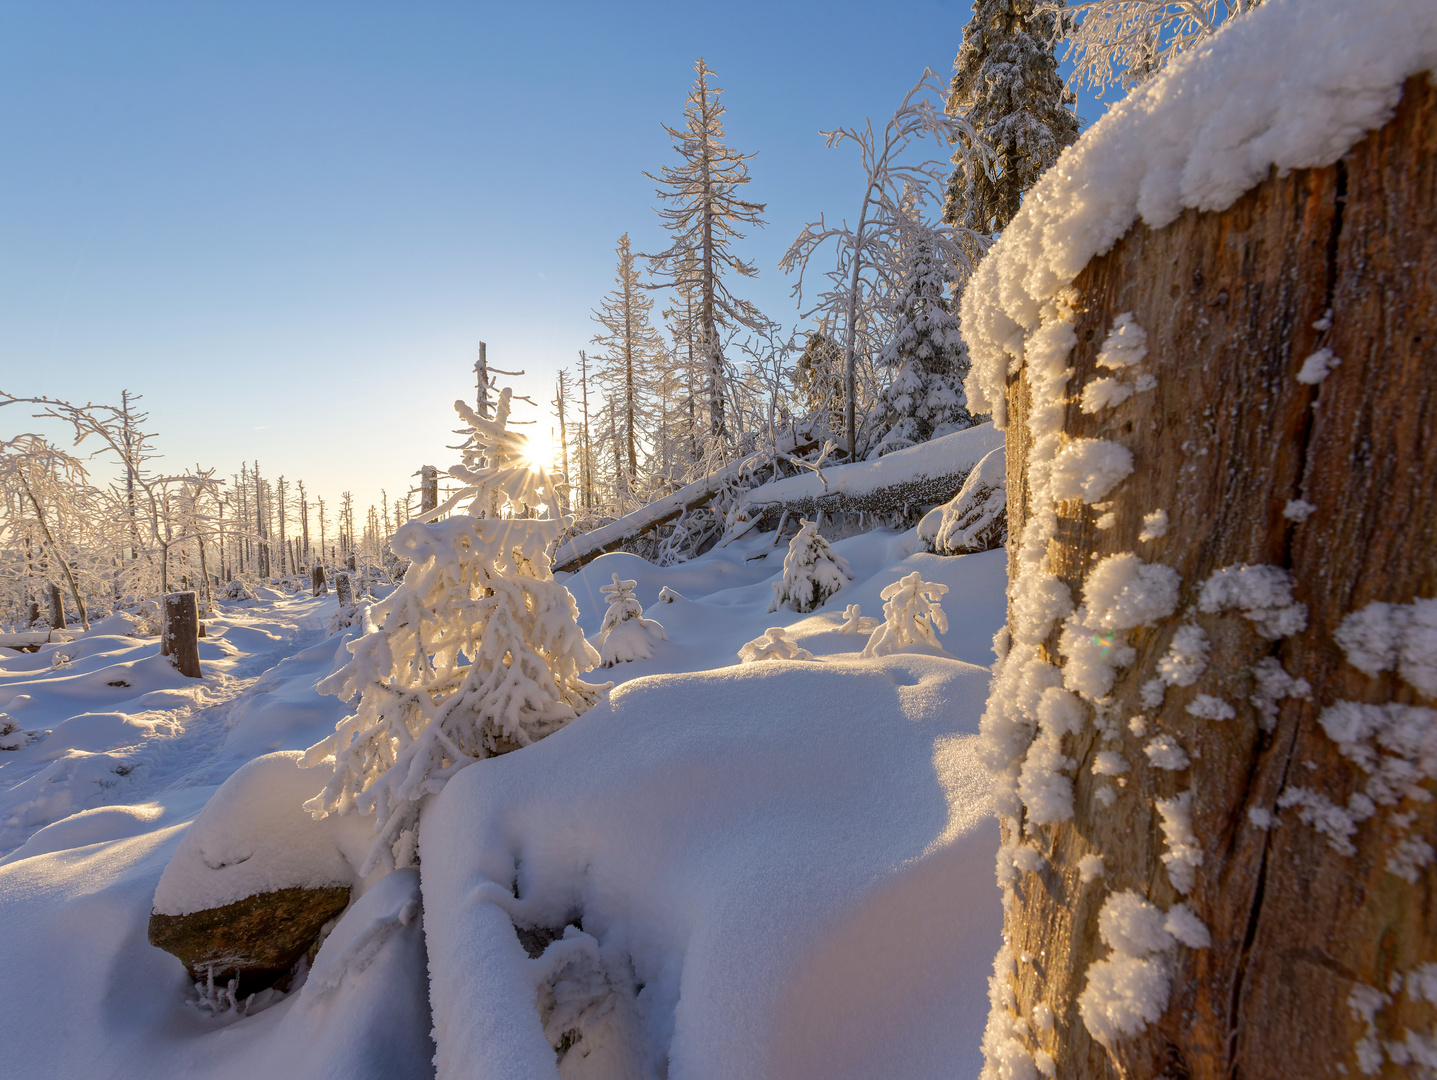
<box><xmin>769</xmin><ymin>519</ymin><xmax>853</xmax><ymax>614</ymax></box>
<box><xmin>645</xmin><ymin>58</ymin><xmax>767</xmax><ymax>443</ymax></box>
<box><xmin>595</xmin><ymin>574</ymin><xmax>668</xmax><ymax>667</ymax></box>
<box><xmin>868</xmin><ymin>235</ymin><xmax>976</xmax><ymax>455</ymax></box>
<box><xmin>592</xmin><ymin>234</ymin><xmax>665</xmax><ymax>505</ymax></box>
<box><xmin>944</xmin><ymin>0</ymin><xmax>1080</xmax><ymax>235</ymax></box>
<box><xmin>303</xmin><ymin>389</ymin><xmax>607</xmax><ymax>875</ymax></box>
<box><xmin>793</xmin><ymin>330</ymin><xmax>846</xmax><ymax>435</ymax></box>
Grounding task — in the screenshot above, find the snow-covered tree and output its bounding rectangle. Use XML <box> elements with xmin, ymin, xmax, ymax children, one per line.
<box><xmin>780</xmin><ymin>70</ymin><xmax>988</xmax><ymax>460</ymax></box>
<box><xmin>595</xmin><ymin>574</ymin><xmax>668</xmax><ymax>667</ymax></box>
<box><xmin>944</xmin><ymin>0</ymin><xmax>1079</xmax><ymax>235</ymax></box>
<box><xmin>645</xmin><ymin>58</ymin><xmax>768</xmax><ymax>443</ymax></box>
<box><xmin>769</xmin><ymin>519</ymin><xmax>853</xmax><ymax>613</ymax></box>
<box><xmin>738</xmin><ymin>627</ymin><xmax>814</xmax><ymax>663</ymax></box>
<box><xmin>863</xmin><ymin>571</ymin><xmax>950</xmax><ymax>656</ymax></box>
<box><xmin>917</xmin><ymin>445</ymin><xmax>1007</xmax><ymax>555</ymax></box>
<box><xmin>793</xmin><ymin>329</ymin><xmax>846</xmax><ymax>436</ymax></box>
<box><xmin>302</xmin><ymin>389</ymin><xmax>609</xmax><ymax>876</ymax></box>
<box><xmin>1045</xmin><ymin>0</ymin><xmax>1259</xmax><ymax>96</ymax></box>
<box><xmin>868</xmin><ymin>235</ymin><xmax>976</xmax><ymax>456</ymax></box>
<box><xmin>592</xmin><ymin>233</ymin><xmax>666</xmax><ymax>506</ymax></box>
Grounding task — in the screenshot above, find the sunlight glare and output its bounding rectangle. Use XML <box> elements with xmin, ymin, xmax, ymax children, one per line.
<box><xmin>521</xmin><ymin>427</ymin><xmax>556</xmax><ymax>473</ymax></box>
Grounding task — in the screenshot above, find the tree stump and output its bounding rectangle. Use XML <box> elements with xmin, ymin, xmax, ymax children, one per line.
<box><xmin>47</xmin><ymin>584</ymin><xmax>64</xmax><ymax>630</ymax></box>
<box><xmin>995</xmin><ymin>78</ymin><xmax>1436</xmax><ymax>1078</ymax></box>
<box><xmin>346</xmin><ymin>554</ymin><xmax>357</xmax><ymax>572</ymax></box>
<box><xmin>311</xmin><ymin>564</ymin><xmax>327</xmax><ymax>596</ymax></box>
<box><xmin>160</xmin><ymin>591</ymin><xmax>202</xmax><ymax>679</ymax></box>
<box><xmin>334</xmin><ymin>572</ymin><xmax>353</xmax><ymax>609</ymax></box>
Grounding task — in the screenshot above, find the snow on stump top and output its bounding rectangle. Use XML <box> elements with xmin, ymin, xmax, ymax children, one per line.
<box><xmin>863</xmin><ymin>572</ymin><xmax>950</xmax><ymax>657</ymax></box>
<box><xmin>302</xmin><ymin>389</ymin><xmax>609</xmax><ymax>877</ymax></box>
<box><xmin>596</xmin><ymin>574</ymin><xmax>668</xmax><ymax>667</ymax></box>
<box><xmin>769</xmin><ymin>519</ymin><xmax>853</xmax><ymax>614</ymax></box>
<box><xmin>959</xmin><ymin>0</ymin><xmax>1437</xmax><ymax>428</ymax></box>
<box><xmin>916</xmin><ymin>445</ymin><xmax>1007</xmax><ymax>555</ymax></box>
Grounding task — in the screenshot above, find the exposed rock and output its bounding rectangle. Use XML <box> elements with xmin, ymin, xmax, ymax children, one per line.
<box><xmin>148</xmin><ymin>885</ymin><xmax>350</xmax><ymax>994</ymax></box>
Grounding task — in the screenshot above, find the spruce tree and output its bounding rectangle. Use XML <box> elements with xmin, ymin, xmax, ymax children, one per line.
<box><xmin>644</xmin><ymin>58</ymin><xmax>767</xmax><ymax>443</ymax></box>
<box><xmin>943</xmin><ymin>0</ymin><xmax>1080</xmax><ymax>235</ymax></box>
<box><xmin>591</xmin><ymin>233</ymin><xmax>665</xmax><ymax>506</ymax></box>
<box><xmin>868</xmin><ymin>235</ymin><xmax>975</xmax><ymax>456</ymax></box>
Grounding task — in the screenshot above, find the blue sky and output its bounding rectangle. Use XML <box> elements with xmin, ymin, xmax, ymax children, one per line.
<box><xmin>0</xmin><ymin>0</ymin><xmax>1011</xmax><ymax>518</ymax></box>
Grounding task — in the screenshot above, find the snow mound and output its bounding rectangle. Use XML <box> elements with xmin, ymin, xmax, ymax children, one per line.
<box><xmin>962</xmin><ymin>0</ymin><xmax>1437</xmax><ymax>424</ymax></box>
<box><xmin>152</xmin><ymin>751</ymin><xmax>371</xmax><ymax>916</ymax></box>
<box><xmin>421</xmin><ymin>654</ymin><xmax>1001</xmax><ymax>1080</ymax></box>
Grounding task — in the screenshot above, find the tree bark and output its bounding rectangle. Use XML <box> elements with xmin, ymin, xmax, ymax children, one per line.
<box><xmin>47</xmin><ymin>584</ymin><xmax>64</xmax><ymax>631</ymax></box>
<box><xmin>312</xmin><ymin>564</ymin><xmax>327</xmax><ymax>596</ymax></box>
<box><xmin>999</xmin><ymin>77</ymin><xmax>1436</xmax><ymax>1079</ymax></box>
<box><xmin>335</xmin><ymin>572</ymin><xmax>353</xmax><ymax>609</ymax></box>
<box><xmin>161</xmin><ymin>591</ymin><xmax>202</xmax><ymax>679</ymax></box>
<box><xmin>420</xmin><ymin>466</ymin><xmax>438</xmax><ymax>515</ymax></box>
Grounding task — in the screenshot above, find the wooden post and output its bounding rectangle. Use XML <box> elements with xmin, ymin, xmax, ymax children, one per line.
<box><xmin>335</xmin><ymin>572</ymin><xmax>353</xmax><ymax>609</ymax></box>
<box><xmin>420</xmin><ymin>466</ymin><xmax>438</xmax><ymax>515</ymax></box>
<box><xmin>160</xmin><ymin>591</ymin><xmax>202</xmax><ymax>678</ymax></box>
<box><xmin>312</xmin><ymin>564</ymin><xmax>327</xmax><ymax>596</ymax></box>
<box><xmin>47</xmin><ymin>584</ymin><xmax>64</xmax><ymax>630</ymax></box>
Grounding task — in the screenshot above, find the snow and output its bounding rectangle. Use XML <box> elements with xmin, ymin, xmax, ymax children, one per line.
<box><xmin>1079</xmin><ymin>852</ymin><xmax>1106</xmax><ymax>883</ymax></box>
<box><xmin>1047</xmin><ymin>438</ymin><xmax>1134</xmax><ymax>504</ymax></box>
<box><xmin>1078</xmin><ymin>891</ymin><xmax>1174</xmax><ymax>1048</ymax></box>
<box><xmin>769</xmin><ymin>519</ymin><xmax>853</xmax><ymax>614</ymax></box>
<box><xmin>1284</xmin><ymin>499</ymin><xmax>1317</xmax><ymax>522</ymax></box>
<box><xmin>1197</xmin><ymin>563</ymin><xmax>1307</xmax><ymax>640</ymax></box>
<box><xmin>421</xmin><ymin>649</ymin><xmax>1000</xmax><ymax>1079</ymax></box>
<box><xmin>1155</xmin><ymin>791</ymin><xmax>1203</xmax><ymax>894</ymax></box>
<box><xmin>917</xmin><ymin>445</ymin><xmax>1007</xmax><ymax>556</ymax></box>
<box><xmin>1138</xmin><ymin>509</ymin><xmax>1169</xmax><ymax>542</ymax></box>
<box><xmin>1186</xmin><ymin>694</ymin><xmax>1236</xmax><ymax>721</ymax></box>
<box><xmin>0</xmin><ymin>519</ymin><xmax>1011</xmax><ymax>1080</ymax></box>
<box><xmin>152</xmin><ymin>751</ymin><xmax>371</xmax><ymax>916</ymax></box>
<box><xmin>1080</xmin><ymin>553</ymin><xmax>1180</xmax><ymax>631</ymax></box>
<box><xmin>595</xmin><ymin>575</ymin><xmax>668</xmax><ymax>667</ymax></box>
<box><xmin>1144</xmin><ymin>735</ymin><xmax>1191</xmax><ymax>771</ymax></box>
<box><xmin>1296</xmin><ymin>347</ymin><xmax>1341</xmax><ymax>384</ymax></box>
<box><xmin>1335</xmin><ymin>598</ymin><xmax>1437</xmax><ymax>696</ymax></box>
<box><xmin>961</xmin><ymin>0</ymin><xmax>1437</xmax><ymax>426</ymax></box>
<box><xmin>1158</xmin><ymin>624</ymin><xmax>1209</xmax><ymax>687</ymax></box>
<box><xmin>738</xmin><ymin>627</ymin><xmax>815</xmax><ymax>663</ymax></box>
<box><xmin>863</xmin><ymin>571</ymin><xmax>950</xmax><ymax>657</ymax></box>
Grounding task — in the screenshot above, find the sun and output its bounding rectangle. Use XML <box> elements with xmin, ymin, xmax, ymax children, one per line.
<box><xmin>520</xmin><ymin>426</ymin><xmax>556</xmax><ymax>472</ymax></box>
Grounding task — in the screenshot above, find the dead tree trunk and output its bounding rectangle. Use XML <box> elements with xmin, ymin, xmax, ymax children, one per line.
<box><xmin>334</xmin><ymin>572</ymin><xmax>353</xmax><ymax>609</ymax></box>
<box><xmin>996</xmin><ymin>79</ymin><xmax>1436</xmax><ymax>1079</ymax></box>
<box><xmin>420</xmin><ymin>466</ymin><xmax>438</xmax><ymax>515</ymax></box>
<box><xmin>47</xmin><ymin>584</ymin><xmax>64</xmax><ymax>631</ymax></box>
<box><xmin>312</xmin><ymin>564</ymin><xmax>327</xmax><ymax>596</ymax></box>
<box><xmin>160</xmin><ymin>591</ymin><xmax>202</xmax><ymax>679</ymax></box>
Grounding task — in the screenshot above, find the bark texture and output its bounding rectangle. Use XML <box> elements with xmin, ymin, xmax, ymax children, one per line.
<box><xmin>1002</xmin><ymin>78</ymin><xmax>1437</xmax><ymax>1078</ymax></box>
<box><xmin>160</xmin><ymin>591</ymin><xmax>202</xmax><ymax>679</ymax></box>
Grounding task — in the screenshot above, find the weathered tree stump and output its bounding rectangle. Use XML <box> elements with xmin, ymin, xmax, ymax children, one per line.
<box><xmin>160</xmin><ymin>591</ymin><xmax>202</xmax><ymax>679</ymax></box>
<box><xmin>346</xmin><ymin>554</ymin><xmax>357</xmax><ymax>572</ymax></box>
<box><xmin>334</xmin><ymin>572</ymin><xmax>353</xmax><ymax>609</ymax></box>
<box><xmin>997</xmin><ymin>78</ymin><xmax>1436</xmax><ymax>1078</ymax></box>
<box><xmin>312</xmin><ymin>564</ymin><xmax>327</xmax><ymax>596</ymax></box>
<box><xmin>47</xmin><ymin>584</ymin><xmax>64</xmax><ymax>631</ymax></box>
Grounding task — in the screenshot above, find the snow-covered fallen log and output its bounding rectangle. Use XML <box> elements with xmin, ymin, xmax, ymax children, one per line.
<box><xmin>726</xmin><ymin>422</ymin><xmax>1004</xmax><ymax>537</ymax></box>
<box><xmin>551</xmin><ymin>427</ymin><xmax>820</xmax><ymax>574</ymax></box>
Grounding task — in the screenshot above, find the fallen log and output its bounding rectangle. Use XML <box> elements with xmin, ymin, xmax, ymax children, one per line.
<box><xmin>551</xmin><ymin>428</ymin><xmax>820</xmax><ymax>575</ymax></box>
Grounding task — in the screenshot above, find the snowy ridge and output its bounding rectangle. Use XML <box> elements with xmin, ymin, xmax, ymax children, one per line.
<box><xmin>960</xmin><ymin>0</ymin><xmax>1437</xmax><ymax>425</ymax></box>
<box><xmin>736</xmin><ymin>422</ymin><xmax>1003</xmax><ymax>515</ymax></box>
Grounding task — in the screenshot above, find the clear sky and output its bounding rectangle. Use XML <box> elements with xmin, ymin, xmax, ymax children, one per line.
<box><xmin>0</xmin><ymin>0</ymin><xmax>999</xmax><ymax>521</ymax></box>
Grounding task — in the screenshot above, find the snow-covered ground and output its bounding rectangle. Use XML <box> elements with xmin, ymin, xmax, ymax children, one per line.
<box><xmin>0</xmin><ymin>526</ymin><xmax>1005</xmax><ymax>1079</ymax></box>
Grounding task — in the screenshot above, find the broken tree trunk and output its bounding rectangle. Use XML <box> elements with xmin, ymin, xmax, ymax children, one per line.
<box><xmin>996</xmin><ymin>78</ymin><xmax>1437</xmax><ymax>1079</ymax></box>
<box><xmin>47</xmin><ymin>584</ymin><xmax>64</xmax><ymax>631</ymax></box>
<box><xmin>335</xmin><ymin>572</ymin><xmax>353</xmax><ymax>609</ymax></box>
<box><xmin>312</xmin><ymin>564</ymin><xmax>327</xmax><ymax>596</ymax></box>
<box><xmin>160</xmin><ymin>591</ymin><xmax>202</xmax><ymax>679</ymax></box>
<box><xmin>550</xmin><ymin>429</ymin><xmax>819</xmax><ymax>575</ymax></box>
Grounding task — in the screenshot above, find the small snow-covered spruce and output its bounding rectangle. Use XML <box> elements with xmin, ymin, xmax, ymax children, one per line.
<box><xmin>867</xmin><ymin>235</ymin><xmax>976</xmax><ymax>457</ymax></box>
<box><xmin>302</xmin><ymin>390</ymin><xmax>609</xmax><ymax>877</ymax></box>
<box><xmin>595</xmin><ymin>575</ymin><xmax>668</xmax><ymax>667</ymax></box>
<box><xmin>738</xmin><ymin>627</ymin><xmax>814</xmax><ymax>663</ymax></box>
<box><xmin>837</xmin><ymin>604</ymin><xmax>877</xmax><ymax>636</ymax></box>
<box><xmin>863</xmin><ymin>571</ymin><xmax>950</xmax><ymax>657</ymax></box>
<box><xmin>918</xmin><ymin>445</ymin><xmax>1007</xmax><ymax>555</ymax></box>
<box><xmin>769</xmin><ymin>519</ymin><xmax>853</xmax><ymax>614</ymax></box>
<box><xmin>656</xmin><ymin>585</ymin><xmax>683</xmax><ymax>604</ymax></box>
